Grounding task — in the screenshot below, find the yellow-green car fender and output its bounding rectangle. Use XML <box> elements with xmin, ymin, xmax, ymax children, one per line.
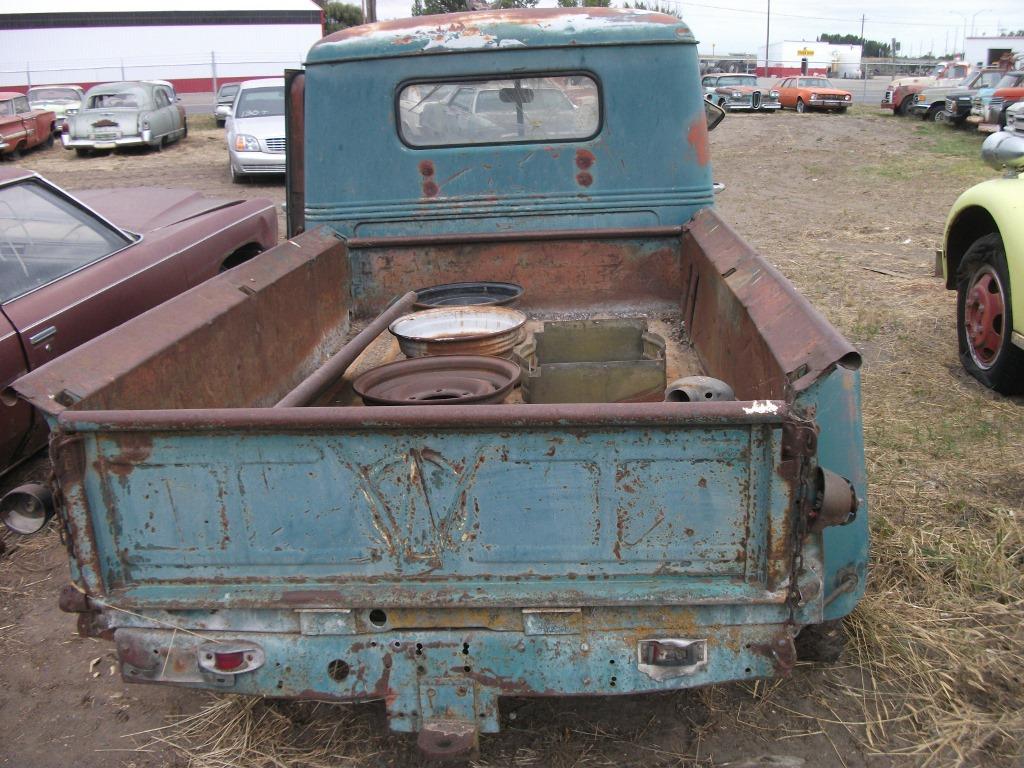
<box><xmin>942</xmin><ymin>175</ymin><xmax>1024</xmax><ymax>339</ymax></box>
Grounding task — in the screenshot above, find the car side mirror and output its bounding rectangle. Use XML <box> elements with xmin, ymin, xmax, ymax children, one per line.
<box><xmin>705</xmin><ymin>100</ymin><xmax>726</xmax><ymax>131</ymax></box>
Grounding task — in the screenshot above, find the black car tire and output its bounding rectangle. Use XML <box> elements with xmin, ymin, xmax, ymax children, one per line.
<box><xmin>796</xmin><ymin>98</ymin><xmax>806</xmax><ymax>113</ymax></box>
<box><xmin>955</xmin><ymin>233</ymin><xmax>1024</xmax><ymax>394</ymax></box>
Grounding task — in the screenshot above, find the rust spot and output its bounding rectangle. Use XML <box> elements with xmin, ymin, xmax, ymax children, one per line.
<box><xmin>576</xmin><ymin>172</ymin><xmax>593</xmax><ymax>187</ymax></box>
<box><xmin>422</xmin><ymin>181</ymin><xmax>439</xmax><ymax>197</ymax></box>
<box><xmin>575</xmin><ymin>149</ymin><xmax>595</xmax><ymax>169</ymax></box>
<box><xmin>687</xmin><ymin>117</ymin><xmax>710</xmax><ymax>166</ymax></box>
<box><xmin>698</xmin><ymin>477</ymin><xmax>707</xmax><ymax>488</ymax></box>
<box><xmin>418</xmin><ymin>160</ymin><xmax>435</xmax><ymax>177</ymax></box>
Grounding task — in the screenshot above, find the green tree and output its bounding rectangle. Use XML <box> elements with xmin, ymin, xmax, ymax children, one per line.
<box><xmin>412</xmin><ymin>0</ymin><xmax>468</xmax><ymax>15</ymax></box>
<box><xmin>557</xmin><ymin>0</ymin><xmax>612</xmax><ymax>7</ymax></box>
<box><xmin>622</xmin><ymin>2</ymin><xmax>682</xmax><ymax>18</ymax></box>
<box><xmin>492</xmin><ymin>0</ymin><xmax>540</xmax><ymax>8</ymax></box>
<box><xmin>817</xmin><ymin>32</ymin><xmax>891</xmax><ymax>58</ymax></box>
<box><xmin>323</xmin><ymin>1</ymin><xmax>363</xmax><ymax>33</ymax></box>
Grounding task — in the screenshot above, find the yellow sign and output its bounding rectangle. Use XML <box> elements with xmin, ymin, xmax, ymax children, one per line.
<box><xmin>797</xmin><ymin>48</ymin><xmax>815</xmax><ymax>56</ymax></box>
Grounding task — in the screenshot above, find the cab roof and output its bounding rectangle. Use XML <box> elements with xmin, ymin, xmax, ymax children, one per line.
<box><xmin>307</xmin><ymin>8</ymin><xmax>695</xmax><ymax>64</ymax></box>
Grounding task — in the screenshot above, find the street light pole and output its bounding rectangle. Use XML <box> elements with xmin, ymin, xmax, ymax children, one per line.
<box><xmin>764</xmin><ymin>0</ymin><xmax>770</xmax><ymax>77</ymax></box>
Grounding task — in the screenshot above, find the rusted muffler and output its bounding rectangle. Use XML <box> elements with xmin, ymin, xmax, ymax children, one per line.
<box><xmin>808</xmin><ymin>467</ymin><xmax>858</xmax><ymax>533</ymax></box>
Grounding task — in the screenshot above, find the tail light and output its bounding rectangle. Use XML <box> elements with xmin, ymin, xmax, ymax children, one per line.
<box><xmin>197</xmin><ymin>642</ymin><xmax>265</xmax><ymax>675</ymax></box>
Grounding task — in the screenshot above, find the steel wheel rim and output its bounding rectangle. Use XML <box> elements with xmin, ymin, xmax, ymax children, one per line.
<box><xmin>964</xmin><ymin>264</ymin><xmax>1006</xmax><ymax>370</ymax></box>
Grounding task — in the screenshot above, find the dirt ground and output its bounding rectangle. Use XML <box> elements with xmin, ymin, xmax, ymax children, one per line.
<box><xmin>1</xmin><ymin>109</ymin><xmax>1021</xmax><ymax>768</ymax></box>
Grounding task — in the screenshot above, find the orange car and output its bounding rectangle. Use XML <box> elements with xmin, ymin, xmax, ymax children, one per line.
<box><xmin>774</xmin><ymin>76</ymin><xmax>853</xmax><ymax>113</ymax></box>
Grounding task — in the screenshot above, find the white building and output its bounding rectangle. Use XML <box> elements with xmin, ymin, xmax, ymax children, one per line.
<box><xmin>963</xmin><ymin>35</ymin><xmax>1024</xmax><ymax>68</ymax></box>
<box><xmin>756</xmin><ymin>40</ymin><xmax>863</xmax><ymax>79</ymax></box>
<box><xmin>0</xmin><ymin>0</ymin><xmax>324</xmax><ymax>93</ymax></box>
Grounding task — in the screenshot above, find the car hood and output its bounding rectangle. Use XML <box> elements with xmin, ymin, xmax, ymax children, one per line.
<box><xmin>716</xmin><ymin>84</ymin><xmax>760</xmax><ymax>92</ymax></box>
<box><xmin>74</xmin><ymin>187</ymin><xmax>243</xmax><ymax>233</ymax></box>
<box><xmin>804</xmin><ymin>88</ymin><xmax>849</xmax><ymax>97</ymax></box>
<box><xmin>31</xmin><ymin>100</ymin><xmax>81</xmax><ymax>115</ymax></box>
<box><xmin>891</xmin><ymin>76</ymin><xmax>935</xmax><ymax>88</ymax></box>
<box><xmin>231</xmin><ymin>115</ymin><xmax>285</xmax><ymax>138</ymax></box>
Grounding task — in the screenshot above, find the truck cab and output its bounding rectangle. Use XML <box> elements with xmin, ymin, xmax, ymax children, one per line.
<box><xmin>5</xmin><ymin>10</ymin><xmax>867</xmax><ymax>759</ymax></box>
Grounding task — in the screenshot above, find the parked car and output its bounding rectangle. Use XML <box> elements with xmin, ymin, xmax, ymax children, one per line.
<box><xmin>0</xmin><ymin>167</ymin><xmax>277</xmax><ymax>472</ymax></box>
<box><xmin>226</xmin><ymin>78</ymin><xmax>286</xmax><ymax>182</ymax></box>
<box><xmin>774</xmin><ymin>77</ymin><xmax>852</xmax><ymax>112</ymax></box>
<box><xmin>26</xmin><ymin>85</ymin><xmax>84</xmax><ymax>130</ymax></box>
<box><xmin>0</xmin><ymin>93</ymin><xmax>56</xmax><ymax>159</ymax></box>
<box><xmin>974</xmin><ymin>72</ymin><xmax>1024</xmax><ymax>132</ymax></box>
<box><xmin>1007</xmin><ymin>100</ymin><xmax>1024</xmax><ymax>136</ymax></box>
<box><xmin>939</xmin><ymin>130</ymin><xmax>1024</xmax><ymax>393</ymax></box>
<box><xmin>61</xmin><ymin>80</ymin><xmax>187</xmax><ymax>156</ymax></box>
<box><xmin>881</xmin><ymin>61</ymin><xmax>970</xmax><ymax>115</ymax></box>
<box><xmin>911</xmin><ymin>67</ymin><xmax>1002</xmax><ymax>123</ymax></box>
<box><xmin>701</xmin><ymin>73</ymin><xmax>780</xmax><ymax>112</ymax></box>
<box><xmin>214</xmin><ymin>82</ymin><xmax>240</xmax><ymax>126</ymax></box>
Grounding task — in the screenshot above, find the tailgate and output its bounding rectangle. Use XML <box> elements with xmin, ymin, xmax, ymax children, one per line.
<box><xmin>52</xmin><ymin>401</ymin><xmax>802</xmax><ymax>608</ymax></box>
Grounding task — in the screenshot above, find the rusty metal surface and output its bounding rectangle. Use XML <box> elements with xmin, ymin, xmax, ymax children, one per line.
<box><xmin>12</xmin><ymin>227</ymin><xmax>352</xmax><ymax>419</ymax></box>
<box><xmin>681</xmin><ymin>209</ymin><xmax>861</xmax><ymax>398</ymax></box>
<box><xmin>349</xmin><ymin>235</ymin><xmax>684</xmax><ymax>318</ymax></box>
<box><xmin>412</xmin><ymin>281</ymin><xmax>523</xmax><ymax>309</ymax></box>
<box><xmin>352</xmin><ymin>355</ymin><xmax>521</xmax><ymax>406</ymax></box>
<box><xmin>284</xmin><ymin>69</ymin><xmax>305</xmax><ymax>238</ymax></box>
<box><xmin>275</xmin><ymin>291</ymin><xmax>417</xmax><ymax>408</ymax></box>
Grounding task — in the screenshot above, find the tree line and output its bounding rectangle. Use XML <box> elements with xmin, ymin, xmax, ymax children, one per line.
<box><xmin>817</xmin><ymin>33</ymin><xmax>892</xmax><ymax>58</ymax></box>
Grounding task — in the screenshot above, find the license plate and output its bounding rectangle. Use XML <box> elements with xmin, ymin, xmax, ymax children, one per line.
<box><xmin>94</xmin><ymin>142</ymin><xmax>117</xmax><ymax>149</ymax></box>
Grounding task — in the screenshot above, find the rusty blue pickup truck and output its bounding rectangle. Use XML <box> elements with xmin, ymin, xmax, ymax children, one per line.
<box><xmin>2</xmin><ymin>8</ymin><xmax>867</xmax><ymax>758</ymax></box>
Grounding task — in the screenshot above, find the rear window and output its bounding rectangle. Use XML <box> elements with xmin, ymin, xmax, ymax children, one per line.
<box><xmin>88</xmin><ymin>89</ymin><xmax>147</xmax><ymax>109</ymax></box>
<box><xmin>235</xmin><ymin>86</ymin><xmax>284</xmax><ymax>118</ymax></box>
<box><xmin>398</xmin><ymin>74</ymin><xmax>600</xmax><ymax>148</ymax></box>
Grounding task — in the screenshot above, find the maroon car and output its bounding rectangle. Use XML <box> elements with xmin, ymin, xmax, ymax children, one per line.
<box><xmin>0</xmin><ymin>167</ymin><xmax>277</xmax><ymax>473</ymax></box>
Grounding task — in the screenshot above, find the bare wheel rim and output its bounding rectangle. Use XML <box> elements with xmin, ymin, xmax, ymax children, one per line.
<box><xmin>964</xmin><ymin>264</ymin><xmax>1006</xmax><ymax>370</ymax></box>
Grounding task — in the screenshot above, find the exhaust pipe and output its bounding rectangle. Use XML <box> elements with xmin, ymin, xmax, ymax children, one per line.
<box><xmin>1</xmin><ymin>484</ymin><xmax>55</xmax><ymax>535</ymax></box>
<box><xmin>981</xmin><ymin>131</ymin><xmax>1024</xmax><ymax>172</ymax></box>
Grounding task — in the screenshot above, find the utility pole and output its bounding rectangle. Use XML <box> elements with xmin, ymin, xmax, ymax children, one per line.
<box><xmin>764</xmin><ymin>0</ymin><xmax>770</xmax><ymax>78</ymax></box>
<box><xmin>859</xmin><ymin>13</ymin><xmax>866</xmax><ymax>86</ymax></box>
<box><xmin>362</xmin><ymin>0</ymin><xmax>377</xmax><ymax>24</ymax></box>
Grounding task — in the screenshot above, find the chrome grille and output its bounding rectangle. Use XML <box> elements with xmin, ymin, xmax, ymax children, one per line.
<box><xmin>989</xmin><ymin>97</ymin><xmax>1005</xmax><ymax>109</ymax></box>
<box><xmin>264</xmin><ymin>137</ymin><xmax>286</xmax><ymax>153</ymax></box>
<box><xmin>751</xmin><ymin>91</ymin><xmax>761</xmax><ymax>109</ymax></box>
<box><xmin>945</xmin><ymin>98</ymin><xmax>957</xmax><ymax>113</ymax></box>
<box><xmin>241</xmin><ymin>162</ymin><xmax>286</xmax><ymax>173</ymax></box>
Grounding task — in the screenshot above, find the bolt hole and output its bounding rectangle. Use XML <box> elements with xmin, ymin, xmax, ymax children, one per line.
<box><xmin>611</xmin><ymin>675</ymin><xmax>617</xmax><ymax>682</ymax></box>
<box><xmin>704</xmin><ymin>391</ymin><xmax>713</xmax><ymax>399</ymax></box>
<box><xmin>370</xmin><ymin>641</ymin><xmax>377</xmax><ymax>647</ymax></box>
<box><xmin>393</xmin><ymin>641</ymin><xmax>401</xmax><ymax>649</ymax></box>
<box><xmin>610</xmin><ymin>680</ymin><xmax>616</xmax><ymax>687</ymax></box>
<box><xmin>437</xmin><ymin>738</ymin><xmax>453</xmax><ymax>749</ymax></box>
<box><xmin>327</xmin><ymin>659</ymin><xmax>350</xmax><ymax>682</ymax></box>
<box><xmin>246</xmin><ymin>654</ymin><xmax>253</xmax><ymax>661</ymax></box>
<box><xmin>462</xmin><ymin>642</ymin><xmax>470</xmax><ymax>654</ymax></box>
<box><xmin>609</xmin><ymin>659</ymin><xmax>615</xmax><ymax>665</ymax></box>
<box><xmin>276</xmin><ymin>680</ymin><xmax>283</xmax><ymax>689</ymax></box>
<box><xmin>417</xmin><ymin>665</ymin><xmax>425</xmax><ymax>674</ymax></box>
<box><xmin>745</xmin><ymin>667</ymin><xmax>752</xmax><ymax>674</ymax></box>
<box><xmin>464</xmin><ymin>665</ymin><xmax>471</xmax><ymax>672</ymax></box>
<box><xmin>369</xmin><ymin>609</ymin><xmax>388</xmax><ymax>626</ymax></box>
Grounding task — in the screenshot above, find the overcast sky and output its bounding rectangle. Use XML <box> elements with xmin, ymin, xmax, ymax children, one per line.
<box><xmin>371</xmin><ymin>0</ymin><xmax>1024</xmax><ymax>58</ymax></box>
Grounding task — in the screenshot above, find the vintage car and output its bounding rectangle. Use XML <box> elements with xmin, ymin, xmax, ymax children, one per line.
<box><xmin>214</xmin><ymin>82</ymin><xmax>240</xmax><ymax>126</ymax></box>
<box><xmin>974</xmin><ymin>72</ymin><xmax>1024</xmax><ymax>132</ymax></box>
<box><xmin>910</xmin><ymin>68</ymin><xmax>1002</xmax><ymax>123</ymax></box>
<box><xmin>700</xmin><ymin>73</ymin><xmax>780</xmax><ymax>112</ymax></box>
<box><xmin>61</xmin><ymin>80</ymin><xmax>187</xmax><ymax>156</ymax></box>
<box><xmin>882</xmin><ymin>60</ymin><xmax>970</xmax><ymax>115</ymax></box>
<box><xmin>939</xmin><ymin>130</ymin><xmax>1024</xmax><ymax>393</ymax></box>
<box><xmin>226</xmin><ymin>78</ymin><xmax>286</xmax><ymax>181</ymax></box>
<box><xmin>26</xmin><ymin>85</ymin><xmax>85</xmax><ymax>130</ymax></box>
<box><xmin>1008</xmin><ymin>100</ymin><xmax>1024</xmax><ymax>136</ymax></box>
<box><xmin>0</xmin><ymin>93</ymin><xmax>56</xmax><ymax>159</ymax></box>
<box><xmin>0</xmin><ymin>167</ymin><xmax>277</xmax><ymax>473</ymax></box>
<box><xmin>774</xmin><ymin>77</ymin><xmax>852</xmax><ymax>112</ymax></box>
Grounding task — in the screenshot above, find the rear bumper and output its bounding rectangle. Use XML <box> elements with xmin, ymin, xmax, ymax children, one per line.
<box><xmin>62</xmin><ymin>132</ymin><xmax>151</xmax><ymax>149</ymax></box>
<box><xmin>113</xmin><ymin>616</ymin><xmax>807</xmax><ymax>734</ymax></box>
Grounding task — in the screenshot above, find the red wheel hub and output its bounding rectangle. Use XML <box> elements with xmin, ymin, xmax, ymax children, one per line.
<box><xmin>964</xmin><ymin>268</ymin><xmax>1005</xmax><ymax>367</ymax></box>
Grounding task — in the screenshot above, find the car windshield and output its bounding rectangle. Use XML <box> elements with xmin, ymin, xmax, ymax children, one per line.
<box><xmin>800</xmin><ymin>78</ymin><xmax>833</xmax><ymax>88</ymax></box>
<box><xmin>88</xmin><ymin>88</ymin><xmax>148</xmax><ymax>109</ymax></box>
<box><xmin>218</xmin><ymin>83</ymin><xmax>240</xmax><ymax>101</ymax></box>
<box><xmin>719</xmin><ymin>76</ymin><xmax>757</xmax><ymax>87</ymax></box>
<box><xmin>976</xmin><ymin>71</ymin><xmax>1003</xmax><ymax>87</ymax></box>
<box><xmin>27</xmin><ymin>88</ymin><xmax>79</xmax><ymax>103</ymax></box>
<box><xmin>0</xmin><ymin>181</ymin><xmax>130</xmax><ymax>303</ymax></box>
<box><xmin>235</xmin><ymin>86</ymin><xmax>284</xmax><ymax>118</ymax></box>
<box><xmin>399</xmin><ymin>75</ymin><xmax>598</xmax><ymax>147</ymax></box>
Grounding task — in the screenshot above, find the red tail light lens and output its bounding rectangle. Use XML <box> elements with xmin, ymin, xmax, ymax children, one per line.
<box><xmin>213</xmin><ymin>651</ymin><xmax>245</xmax><ymax>671</ymax></box>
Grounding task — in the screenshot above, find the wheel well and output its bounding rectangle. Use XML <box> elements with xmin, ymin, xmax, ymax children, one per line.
<box><xmin>220</xmin><ymin>242</ymin><xmax>264</xmax><ymax>272</ymax></box>
<box><xmin>945</xmin><ymin>206</ymin><xmax>999</xmax><ymax>288</ymax></box>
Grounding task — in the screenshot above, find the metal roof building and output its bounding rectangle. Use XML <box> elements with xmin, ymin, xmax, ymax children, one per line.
<box><xmin>0</xmin><ymin>0</ymin><xmax>324</xmax><ymax>92</ymax></box>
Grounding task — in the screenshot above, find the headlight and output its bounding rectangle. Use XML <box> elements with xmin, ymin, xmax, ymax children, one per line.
<box><xmin>770</xmin><ymin>90</ymin><xmax>779</xmax><ymax>97</ymax></box>
<box><xmin>844</xmin><ymin>94</ymin><xmax>851</xmax><ymax>101</ymax></box>
<box><xmin>731</xmin><ymin>91</ymin><xmax>744</xmax><ymax>98</ymax></box>
<box><xmin>1</xmin><ymin>484</ymin><xmax>55</xmax><ymax>535</ymax></box>
<box><xmin>917</xmin><ymin>94</ymin><xmax>927</xmax><ymax>102</ymax></box>
<box><xmin>234</xmin><ymin>134</ymin><xmax>261</xmax><ymax>152</ymax></box>
<box><xmin>810</xmin><ymin>93</ymin><xmax>818</xmax><ymax>100</ymax></box>
<box><xmin>66</xmin><ymin>107</ymin><xmax>77</xmax><ymax>115</ymax></box>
